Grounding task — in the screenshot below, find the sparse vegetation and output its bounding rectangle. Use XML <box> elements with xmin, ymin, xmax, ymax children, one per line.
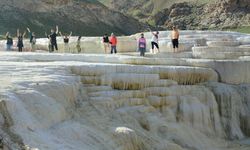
<box><xmin>225</xmin><ymin>26</ymin><xmax>250</xmax><ymax>34</ymax></box>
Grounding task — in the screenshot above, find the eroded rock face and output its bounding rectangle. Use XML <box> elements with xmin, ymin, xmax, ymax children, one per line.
<box><xmin>219</xmin><ymin>0</ymin><xmax>250</xmax><ymax>11</ymax></box>
<box><xmin>206</xmin><ymin>82</ymin><xmax>250</xmax><ymax>139</ymax></box>
<box><xmin>150</xmin><ymin>0</ymin><xmax>250</xmax><ymax>30</ymax></box>
<box><xmin>200</xmin><ymin>0</ymin><xmax>250</xmax><ymax>29</ymax></box>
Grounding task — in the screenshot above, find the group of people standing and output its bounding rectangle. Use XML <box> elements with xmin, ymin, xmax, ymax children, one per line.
<box><xmin>101</xmin><ymin>26</ymin><xmax>179</xmax><ymax>57</ymax></box>
<box><xmin>5</xmin><ymin>26</ymin><xmax>76</xmax><ymax>53</ymax></box>
<box><xmin>5</xmin><ymin>28</ymin><xmax>36</xmax><ymax>52</ymax></box>
<box><xmin>101</xmin><ymin>31</ymin><xmax>159</xmax><ymax>56</ymax></box>
<box><xmin>45</xmin><ymin>26</ymin><xmax>78</xmax><ymax>53</ymax></box>
<box><xmin>136</xmin><ymin>30</ymin><xmax>160</xmax><ymax>57</ymax></box>
<box><xmin>136</xmin><ymin>26</ymin><xmax>180</xmax><ymax>56</ymax></box>
<box><xmin>102</xmin><ymin>33</ymin><xmax>118</xmax><ymax>54</ymax></box>
<box><xmin>4</xmin><ymin>26</ymin><xmax>180</xmax><ymax>56</ymax></box>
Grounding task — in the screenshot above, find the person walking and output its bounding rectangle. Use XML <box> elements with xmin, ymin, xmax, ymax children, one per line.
<box><xmin>103</xmin><ymin>33</ymin><xmax>110</xmax><ymax>53</ymax></box>
<box><xmin>59</xmin><ymin>31</ymin><xmax>72</xmax><ymax>53</ymax></box>
<box><xmin>171</xmin><ymin>26</ymin><xmax>180</xmax><ymax>53</ymax></box>
<box><xmin>27</xmin><ymin>27</ymin><xmax>36</xmax><ymax>52</ymax></box>
<box><xmin>49</xmin><ymin>25</ymin><xmax>59</xmax><ymax>52</ymax></box>
<box><xmin>17</xmin><ymin>29</ymin><xmax>26</xmax><ymax>52</ymax></box>
<box><xmin>109</xmin><ymin>33</ymin><xmax>117</xmax><ymax>54</ymax></box>
<box><xmin>5</xmin><ymin>32</ymin><xmax>13</xmax><ymax>51</ymax></box>
<box><xmin>150</xmin><ymin>30</ymin><xmax>160</xmax><ymax>54</ymax></box>
<box><xmin>138</xmin><ymin>33</ymin><xmax>146</xmax><ymax>57</ymax></box>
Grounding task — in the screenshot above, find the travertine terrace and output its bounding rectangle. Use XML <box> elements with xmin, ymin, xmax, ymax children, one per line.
<box><xmin>0</xmin><ymin>31</ymin><xmax>250</xmax><ymax>150</ymax></box>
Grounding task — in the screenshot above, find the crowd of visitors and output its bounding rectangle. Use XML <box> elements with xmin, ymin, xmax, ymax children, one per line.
<box><xmin>4</xmin><ymin>26</ymin><xmax>180</xmax><ymax>56</ymax></box>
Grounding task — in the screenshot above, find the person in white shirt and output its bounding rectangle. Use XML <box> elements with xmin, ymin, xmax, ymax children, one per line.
<box><xmin>150</xmin><ymin>31</ymin><xmax>160</xmax><ymax>54</ymax></box>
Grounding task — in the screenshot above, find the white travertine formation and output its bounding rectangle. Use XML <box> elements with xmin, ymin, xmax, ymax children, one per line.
<box><xmin>0</xmin><ymin>31</ymin><xmax>250</xmax><ymax>150</ymax></box>
<box><xmin>192</xmin><ymin>46</ymin><xmax>250</xmax><ymax>59</ymax></box>
<box><xmin>206</xmin><ymin>82</ymin><xmax>250</xmax><ymax>139</ymax></box>
<box><xmin>207</xmin><ymin>41</ymin><xmax>241</xmax><ymax>47</ymax></box>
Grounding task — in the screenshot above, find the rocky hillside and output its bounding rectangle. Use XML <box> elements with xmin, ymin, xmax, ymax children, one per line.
<box><xmin>98</xmin><ymin>0</ymin><xmax>215</xmax><ymax>24</ymax></box>
<box><xmin>201</xmin><ymin>0</ymin><xmax>250</xmax><ymax>29</ymax></box>
<box><xmin>158</xmin><ymin>0</ymin><xmax>250</xmax><ymax>30</ymax></box>
<box><xmin>99</xmin><ymin>0</ymin><xmax>250</xmax><ymax>31</ymax></box>
<box><xmin>0</xmin><ymin>0</ymin><xmax>146</xmax><ymax>37</ymax></box>
<box><xmin>0</xmin><ymin>0</ymin><xmax>249</xmax><ymax>37</ymax></box>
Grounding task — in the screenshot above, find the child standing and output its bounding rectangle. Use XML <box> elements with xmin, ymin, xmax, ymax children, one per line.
<box><xmin>138</xmin><ymin>33</ymin><xmax>146</xmax><ymax>57</ymax></box>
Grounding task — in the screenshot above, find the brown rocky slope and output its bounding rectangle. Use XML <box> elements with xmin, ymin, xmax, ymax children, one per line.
<box><xmin>99</xmin><ymin>0</ymin><xmax>250</xmax><ymax>30</ymax></box>
<box><xmin>0</xmin><ymin>0</ymin><xmax>146</xmax><ymax>36</ymax></box>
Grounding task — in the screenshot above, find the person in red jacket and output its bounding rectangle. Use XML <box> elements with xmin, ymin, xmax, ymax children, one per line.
<box><xmin>109</xmin><ymin>33</ymin><xmax>117</xmax><ymax>54</ymax></box>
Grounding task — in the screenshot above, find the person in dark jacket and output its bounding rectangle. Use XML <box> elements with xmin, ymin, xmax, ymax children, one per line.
<box><xmin>27</xmin><ymin>27</ymin><xmax>36</xmax><ymax>52</ymax></box>
<box><xmin>49</xmin><ymin>26</ymin><xmax>59</xmax><ymax>52</ymax></box>
<box><xmin>5</xmin><ymin>32</ymin><xmax>13</xmax><ymax>51</ymax></box>
<box><xmin>103</xmin><ymin>33</ymin><xmax>110</xmax><ymax>53</ymax></box>
<box><xmin>17</xmin><ymin>29</ymin><xmax>26</xmax><ymax>52</ymax></box>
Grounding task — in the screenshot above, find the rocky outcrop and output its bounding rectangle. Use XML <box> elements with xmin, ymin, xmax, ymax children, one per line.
<box><xmin>100</xmin><ymin>0</ymin><xmax>250</xmax><ymax>30</ymax></box>
<box><xmin>200</xmin><ymin>0</ymin><xmax>250</xmax><ymax>29</ymax></box>
<box><xmin>152</xmin><ymin>2</ymin><xmax>200</xmax><ymax>30</ymax></box>
<box><xmin>215</xmin><ymin>0</ymin><xmax>250</xmax><ymax>12</ymax></box>
<box><xmin>151</xmin><ymin>0</ymin><xmax>250</xmax><ymax>30</ymax></box>
<box><xmin>98</xmin><ymin>0</ymin><xmax>154</xmax><ymax>19</ymax></box>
